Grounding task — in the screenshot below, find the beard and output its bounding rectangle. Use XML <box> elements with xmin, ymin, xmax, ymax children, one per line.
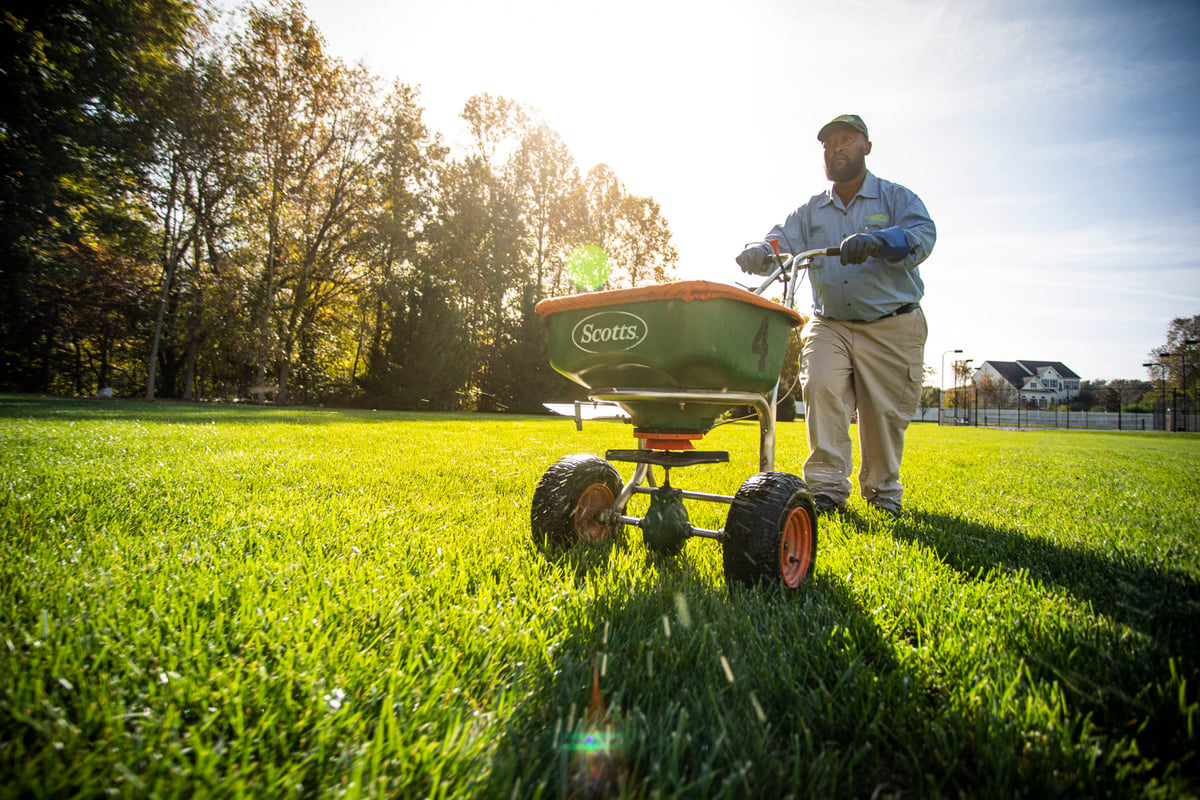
<box><xmin>825</xmin><ymin>151</ymin><xmax>866</xmax><ymax>183</ymax></box>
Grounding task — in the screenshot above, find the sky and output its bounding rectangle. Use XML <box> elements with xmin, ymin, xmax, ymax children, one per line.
<box><xmin>251</xmin><ymin>0</ymin><xmax>1200</xmax><ymax>384</ymax></box>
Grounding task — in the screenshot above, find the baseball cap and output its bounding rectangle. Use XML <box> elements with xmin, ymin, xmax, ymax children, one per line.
<box><xmin>817</xmin><ymin>114</ymin><xmax>869</xmax><ymax>142</ymax></box>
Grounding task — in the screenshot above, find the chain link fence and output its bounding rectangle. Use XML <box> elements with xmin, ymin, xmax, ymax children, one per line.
<box><xmin>938</xmin><ymin>407</ymin><xmax>1199</xmax><ymax>431</ymax></box>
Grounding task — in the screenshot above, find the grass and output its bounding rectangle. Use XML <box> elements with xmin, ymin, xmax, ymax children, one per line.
<box><xmin>0</xmin><ymin>395</ymin><xmax>1197</xmax><ymax>799</ymax></box>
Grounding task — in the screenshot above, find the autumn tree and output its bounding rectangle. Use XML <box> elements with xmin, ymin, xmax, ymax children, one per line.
<box><xmin>0</xmin><ymin>5</ymin><xmax>680</xmax><ymax>411</ymax></box>
<box><xmin>231</xmin><ymin>1</ymin><xmax>379</xmax><ymax>404</ymax></box>
<box><xmin>580</xmin><ymin>165</ymin><xmax>678</xmax><ymax>289</ymax></box>
<box><xmin>513</xmin><ymin>122</ymin><xmax>586</xmax><ymax>297</ymax></box>
<box><xmin>0</xmin><ymin>0</ymin><xmax>193</xmax><ymax>392</ymax></box>
<box><xmin>975</xmin><ymin>372</ymin><xmax>1018</xmax><ymax>409</ymax></box>
<box><xmin>48</xmin><ymin>242</ymin><xmax>158</xmax><ymax>396</ymax></box>
<box><xmin>1147</xmin><ymin>314</ymin><xmax>1200</xmax><ymax>397</ymax></box>
<box><xmin>143</xmin><ymin>25</ymin><xmax>249</xmax><ymax>400</ymax></box>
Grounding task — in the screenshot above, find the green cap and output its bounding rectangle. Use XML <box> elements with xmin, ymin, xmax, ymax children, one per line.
<box><xmin>817</xmin><ymin>114</ymin><xmax>869</xmax><ymax>142</ymax></box>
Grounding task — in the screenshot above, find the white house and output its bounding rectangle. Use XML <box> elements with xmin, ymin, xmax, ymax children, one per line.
<box><xmin>973</xmin><ymin>360</ymin><xmax>1081</xmax><ymax>407</ymax></box>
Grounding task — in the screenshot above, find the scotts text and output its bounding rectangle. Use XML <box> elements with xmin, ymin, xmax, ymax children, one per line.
<box><xmin>571</xmin><ymin>312</ymin><xmax>648</xmax><ymax>353</ymax></box>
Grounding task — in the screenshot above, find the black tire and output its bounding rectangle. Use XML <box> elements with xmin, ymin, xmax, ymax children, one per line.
<box><xmin>722</xmin><ymin>472</ymin><xmax>817</xmax><ymax>589</ymax></box>
<box><xmin>531</xmin><ymin>455</ymin><xmax>624</xmax><ymax>549</ymax></box>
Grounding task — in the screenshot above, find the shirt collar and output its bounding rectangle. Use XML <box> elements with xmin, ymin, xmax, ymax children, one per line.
<box><xmin>819</xmin><ymin>171</ymin><xmax>879</xmax><ymax>209</ymax></box>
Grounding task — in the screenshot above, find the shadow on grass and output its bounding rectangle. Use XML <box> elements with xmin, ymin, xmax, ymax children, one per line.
<box><xmin>507</xmin><ymin>505</ymin><xmax>1200</xmax><ymax>796</ymax></box>
<box><xmin>855</xmin><ymin>509</ymin><xmax>1200</xmax><ymax>787</ymax></box>
<box><xmin>880</xmin><ymin>510</ymin><xmax>1200</xmax><ymax>670</ymax></box>
<box><xmin>493</xmin><ymin>541</ymin><xmax>994</xmax><ymax>798</ymax></box>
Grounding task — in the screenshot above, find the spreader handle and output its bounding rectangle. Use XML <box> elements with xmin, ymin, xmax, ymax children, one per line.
<box><xmin>750</xmin><ymin>246</ymin><xmax>841</xmax><ymax>301</ymax></box>
<box><xmin>785</xmin><ymin>246</ymin><xmax>842</xmax><ymax>262</ymax></box>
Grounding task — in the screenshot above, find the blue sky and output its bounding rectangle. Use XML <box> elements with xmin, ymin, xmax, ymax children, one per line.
<box><xmin>285</xmin><ymin>0</ymin><xmax>1200</xmax><ymax>383</ymax></box>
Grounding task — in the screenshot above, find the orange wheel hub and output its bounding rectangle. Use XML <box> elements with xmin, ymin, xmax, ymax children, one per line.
<box><xmin>779</xmin><ymin>506</ymin><xmax>814</xmax><ymax>588</ymax></box>
<box><xmin>574</xmin><ymin>483</ymin><xmax>616</xmax><ymax>543</ymax></box>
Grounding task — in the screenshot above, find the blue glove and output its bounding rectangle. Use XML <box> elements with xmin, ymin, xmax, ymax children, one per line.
<box><xmin>736</xmin><ymin>245</ymin><xmax>770</xmax><ymax>275</ymax></box>
<box><xmin>839</xmin><ymin>233</ymin><xmax>883</xmax><ymax>265</ymax></box>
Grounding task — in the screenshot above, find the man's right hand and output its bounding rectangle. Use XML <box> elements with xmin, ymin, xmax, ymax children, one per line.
<box><xmin>736</xmin><ymin>245</ymin><xmax>769</xmax><ymax>275</ymax></box>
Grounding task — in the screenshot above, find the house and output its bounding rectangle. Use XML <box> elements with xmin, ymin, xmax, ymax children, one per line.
<box><xmin>973</xmin><ymin>360</ymin><xmax>1081</xmax><ymax>407</ymax></box>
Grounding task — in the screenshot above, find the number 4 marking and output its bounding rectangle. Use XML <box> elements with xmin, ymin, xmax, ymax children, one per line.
<box><xmin>752</xmin><ymin>316</ymin><xmax>769</xmax><ymax>371</ymax></box>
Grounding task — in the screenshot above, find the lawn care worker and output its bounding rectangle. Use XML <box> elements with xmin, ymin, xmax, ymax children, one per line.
<box><xmin>736</xmin><ymin>114</ymin><xmax>936</xmax><ymax>518</ymax></box>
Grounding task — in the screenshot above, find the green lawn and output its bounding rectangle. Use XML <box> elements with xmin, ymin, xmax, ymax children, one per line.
<box><xmin>1</xmin><ymin>396</ymin><xmax>1197</xmax><ymax>798</ymax></box>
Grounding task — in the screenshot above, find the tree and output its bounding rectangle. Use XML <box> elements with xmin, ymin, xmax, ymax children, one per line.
<box><xmin>481</xmin><ymin>283</ymin><xmax>575</xmax><ymax>413</ymax></box>
<box><xmin>609</xmin><ymin>194</ymin><xmax>678</xmax><ymax>287</ymax></box>
<box><xmin>0</xmin><ymin>0</ymin><xmax>194</xmax><ymax>392</ymax></box>
<box><xmin>231</xmin><ymin>1</ymin><xmax>377</xmax><ymax>404</ymax></box>
<box><xmin>461</xmin><ymin>92</ymin><xmax>528</xmax><ymax>171</ymax></box>
<box><xmin>358</xmin><ymin>82</ymin><xmax>445</xmax><ymax>407</ymax></box>
<box><xmin>144</xmin><ymin>36</ymin><xmax>246</xmax><ymax>399</ymax></box>
<box><xmin>47</xmin><ymin>241</ymin><xmax>156</xmax><ymax>396</ymax></box>
<box><xmin>578</xmin><ymin>165</ymin><xmax>678</xmax><ymax>290</ymax></box>
<box><xmin>976</xmin><ymin>372</ymin><xmax>1017</xmax><ymax>409</ymax></box>
<box><xmin>513</xmin><ymin>122</ymin><xmax>585</xmax><ymax>297</ymax></box>
<box><xmin>0</xmin><ymin>9</ymin><xmax>682</xmax><ymax>411</ymax></box>
<box><xmin>1112</xmin><ymin>379</ymin><xmax>1154</xmax><ymax>412</ymax></box>
<box><xmin>390</xmin><ymin>276</ymin><xmax>475</xmax><ymax>410</ymax></box>
<box><xmin>949</xmin><ymin>359</ymin><xmax>975</xmax><ymax>410</ymax></box>
<box><xmin>1147</xmin><ymin>314</ymin><xmax>1200</xmax><ymax>395</ymax></box>
<box><xmin>429</xmin><ymin>94</ymin><xmax>532</xmax><ymax>410</ymax></box>
<box><xmin>273</xmin><ymin>65</ymin><xmax>378</xmax><ymax>405</ymax></box>
<box><xmin>1074</xmin><ymin>380</ymin><xmax>1107</xmax><ymax>412</ymax></box>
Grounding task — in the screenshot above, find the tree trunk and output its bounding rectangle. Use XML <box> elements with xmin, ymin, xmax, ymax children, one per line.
<box><xmin>145</xmin><ymin>275</ymin><xmax>169</xmax><ymax>399</ymax></box>
<box><xmin>277</xmin><ymin>348</ymin><xmax>291</xmax><ymax>405</ymax></box>
<box><xmin>182</xmin><ymin>338</ymin><xmax>198</xmax><ymax>400</ymax></box>
<box><xmin>256</xmin><ymin>287</ymin><xmax>272</xmax><ymax>404</ymax></box>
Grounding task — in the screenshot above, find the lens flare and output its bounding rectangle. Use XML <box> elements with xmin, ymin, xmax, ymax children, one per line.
<box><xmin>567</xmin><ymin>245</ymin><xmax>611</xmax><ymax>291</ymax></box>
<box><xmin>565</xmin><ymin>730</ymin><xmax>626</xmax><ymax>796</ymax></box>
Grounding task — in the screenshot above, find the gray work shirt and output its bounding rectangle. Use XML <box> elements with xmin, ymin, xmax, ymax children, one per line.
<box><xmin>762</xmin><ymin>171</ymin><xmax>936</xmax><ymax>322</ymax></box>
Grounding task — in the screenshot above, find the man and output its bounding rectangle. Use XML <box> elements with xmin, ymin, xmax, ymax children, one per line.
<box><xmin>736</xmin><ymin>114</ymin><xmax>936</xmax><ymax>518</ymax></box>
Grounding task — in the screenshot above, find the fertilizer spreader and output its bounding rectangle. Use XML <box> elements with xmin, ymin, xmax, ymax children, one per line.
<box><xmin>530</xmin><ymin>247</ymin><xmax>838</xmax><ymax>588</ymax></box>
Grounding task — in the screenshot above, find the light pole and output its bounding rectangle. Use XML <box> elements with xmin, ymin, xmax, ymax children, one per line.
<box><xmin>1143</xmin><ymin>360</ymin><xmax>1168</xmax><ymax>430</ymax></box>
<box><xmin>940</xmin><ymin>349</ymin><xmax>962</xmax><ymax>425</ymax></box>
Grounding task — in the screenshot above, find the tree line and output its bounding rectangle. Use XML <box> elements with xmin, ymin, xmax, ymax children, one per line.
<box><xmin>0</xmin><ymin>0</ymin><xmax>678</xmax><ymax>411</ymax></box>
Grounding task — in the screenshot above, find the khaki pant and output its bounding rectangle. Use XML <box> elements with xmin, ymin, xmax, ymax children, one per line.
<box><xmin>799</xmin><ymin>309</ymin><xmax>927</xmax><ymax>507</ymax></box>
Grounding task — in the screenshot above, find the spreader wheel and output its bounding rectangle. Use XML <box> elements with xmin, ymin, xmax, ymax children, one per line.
<box><xmin>722</xmin><ymin>472</ymin><xmax>817</xmax><ymax>589</ymax></box>
<box><xmin>531</xmin><ymin>455</ymin><xmax>624</xmax><ymax>549</ymax></box>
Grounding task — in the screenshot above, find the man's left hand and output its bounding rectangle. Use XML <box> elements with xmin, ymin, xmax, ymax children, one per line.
<box><xmin>839</xmin><ymin>233</ymin><xmax>883</xmax><ymax>265</ymax></box>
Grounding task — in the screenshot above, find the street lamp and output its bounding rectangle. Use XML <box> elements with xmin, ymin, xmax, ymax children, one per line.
<box><xmin>1143</xmin><ymin>360</ymin><xmax>1168</xmax><ymax>430</ymax></box>
<box><xmin>940</xmin><ymin>349</ymin><xmax>962</xmax><ymax>425</ymax></box>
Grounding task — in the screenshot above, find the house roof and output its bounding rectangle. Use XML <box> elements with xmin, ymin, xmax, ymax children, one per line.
<box><xmin>983</xmin><ymin>361</ymin><xmax>1030</xmax><ymax>387</ymax></box>
<box><xmin>1016</xmin><ymin>360</ymin><xmax>1080</xmax><ymax>380</ymax></box>
<box><xmin>980</xmin><ymin>360</ymin><xmax>1080</xmax><ymax>389</ymax></box>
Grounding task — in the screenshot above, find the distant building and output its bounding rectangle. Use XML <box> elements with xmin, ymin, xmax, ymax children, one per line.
<box><xmin>973</xmin><ymin>360</ymin><xmax>1081</xmax><ymax>407</ymax></box>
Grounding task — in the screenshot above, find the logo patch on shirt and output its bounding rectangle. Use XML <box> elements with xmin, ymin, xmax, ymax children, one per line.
<box><xmin>865</xmin><ymin>214</ymin><xmax>890</xmax><ymax>223</ymax></box>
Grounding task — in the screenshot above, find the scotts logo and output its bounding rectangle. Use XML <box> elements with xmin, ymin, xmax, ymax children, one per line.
<box><xmin>571</xmin><ymin>311</ymin><xmax>648</xmax><ymax>353</ymax></box>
